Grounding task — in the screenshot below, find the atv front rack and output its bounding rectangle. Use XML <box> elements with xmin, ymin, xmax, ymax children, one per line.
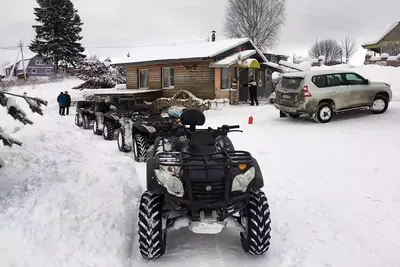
<box><xmin>156</xmin><ymin>150</ymin><xmax>253</xmax><ymax>167</ymax></box>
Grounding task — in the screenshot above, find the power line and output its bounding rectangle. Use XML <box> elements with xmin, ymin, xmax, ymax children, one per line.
<box><xmin>0</xmin><ymin>45</ymin><xmax>19</xmax><ymax>50</ymax></box>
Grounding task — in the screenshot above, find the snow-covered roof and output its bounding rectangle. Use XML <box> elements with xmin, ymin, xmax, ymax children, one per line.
<box><xmin>210</xmin><ymin>50</ymin><xmax>256</xmax><ymax>67</ymax></box>
<box><xmin>362</xmin><ymin>21</ymin><xmax>400</xmax><ymax>46</ymax></box>
<box><xmin>17</xmin><ymin>59</ymin><xmax>32</xmax><ymax>71</ymax></box>
<box><xmin>3</xmin><ymin>62</ymin><xmax>15</xmax><ymax>69</ymax></box>
<box><xmin>114</xmin><ymin>38</ymin><xmax>267</xmax><ymax>65</ymax></box>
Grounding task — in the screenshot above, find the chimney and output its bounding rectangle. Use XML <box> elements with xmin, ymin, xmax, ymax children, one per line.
<box><xmin>211</xmin><ymin>31</ymin><xmax>216</xmax><ymax>42</ymax></box>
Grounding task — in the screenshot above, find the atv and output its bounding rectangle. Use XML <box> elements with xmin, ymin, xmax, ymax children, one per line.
<box><xmin>75</xmin><ymin>101</ymin><xmax>98</xmax><ymax>129</ymax></box>
<box><xmin>138</xmin><ymin>109</ymin><xmax>271</xmax><ymax>260</ymax></box>
<box><xmin>117</xmin><ymin>106</ymin><xmax>184</xmax><ymax>162</ymax></box>
<box><xmin>93</xmin><ymin>103</ymin><xmax>154</xmax><ymax>141</ymax></box>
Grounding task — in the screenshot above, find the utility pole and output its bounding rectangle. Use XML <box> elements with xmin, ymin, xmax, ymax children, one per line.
<box><xmin>19</xmin><ymin>40</ymin><xmax>27</xmax><ymax>80</ymax></box>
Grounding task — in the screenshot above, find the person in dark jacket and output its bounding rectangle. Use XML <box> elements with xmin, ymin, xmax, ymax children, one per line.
<box><xmin>243</xmin><ymin>76</ymin><xmax>259</xmax><ymax>106</ymax></box>
<box><xmin>64</xmin><ymin>91</ymin><xmax>71</xmax><ymax>115</ymax></box>
<box><xmin>57</xmin><ymin>92</ymin><xmax>67</xmax><ymax>116</ymax></box>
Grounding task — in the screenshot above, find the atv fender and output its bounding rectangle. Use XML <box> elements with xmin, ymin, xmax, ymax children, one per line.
<box><xmin>249</xmin><ymin>157</ymin><xmax>264</xmax><ymax>189</ymax></box>
<box><xmin>146</xmin><ymin>159</ymin><xmax>166</xmax><ymax>194</ymax></box>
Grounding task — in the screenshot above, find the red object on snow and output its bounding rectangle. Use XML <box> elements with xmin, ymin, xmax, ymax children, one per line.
<box><xmin>248</xmin><ymin>116</ymin><xmax>253</xmax><ymax>124</ymax></box>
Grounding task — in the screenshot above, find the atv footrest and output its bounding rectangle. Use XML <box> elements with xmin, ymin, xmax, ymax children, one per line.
<box><xmin>189</xmin><ymin>220</ymin><xmax>227</xmax><ymax>234</ymax></box>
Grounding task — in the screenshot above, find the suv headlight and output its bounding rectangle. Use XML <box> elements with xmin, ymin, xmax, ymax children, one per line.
<box><xmin>154</xmin><ymin>169</ymin><xmax>184</xmax><ymax>197</ymax></box>
<box><xmin>231</xmin><ymin>167</ymin><xmax>256</xmax><ymax>192</ymax></box>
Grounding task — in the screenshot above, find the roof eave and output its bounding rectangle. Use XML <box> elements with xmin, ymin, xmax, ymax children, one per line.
<box><xmin>112</xmin><ymin>57</ymin><xmax>211</xmax><ymax>66</ymax></box>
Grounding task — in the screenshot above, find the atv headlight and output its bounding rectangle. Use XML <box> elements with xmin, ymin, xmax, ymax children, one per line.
<box><xmin>154</xmin><ymin>169</ymin><xmax>184</xmax><ymax>197</ymax></box>
<box><xmin>231</xmin><ymin>167</ymin><xmax>256</xmax><ymax>192</ymax></box>
<box><xmin>142</xmin><ymin>125</ymin><xmax>156</xmax><ymax>133</ymax></box>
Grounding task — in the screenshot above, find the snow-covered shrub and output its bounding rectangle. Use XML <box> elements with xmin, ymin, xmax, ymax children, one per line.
<box><xmin>73</xmin><ymin>59</ymin><xmax>126</xmax><ymax>90</ymax></box>
<box><xmin>380</xmin><ymin>53</ymin><xmax>389</xmax><ymax>60</ymax></box>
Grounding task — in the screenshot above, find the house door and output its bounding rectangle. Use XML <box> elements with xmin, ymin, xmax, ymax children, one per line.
<box><xmin>238</xmin><ymin>69</ymin><xmax>249</xmax><ymax>102</ymax></box>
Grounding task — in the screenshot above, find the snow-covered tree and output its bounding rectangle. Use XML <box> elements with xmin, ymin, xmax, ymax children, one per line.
<box><xmin>29</xmin><ymin>0</ymin><xmax>86</xmax><ymax>73</ymax></box>
<box><xmin>0</xmin><ymin>81</ymin><xmax>48</xmax><ymax>168</ymax></box>
<box><xmin>73</xmin><ymin>59</ymin><xmax>126</xmax><ymax>90</ymax></box>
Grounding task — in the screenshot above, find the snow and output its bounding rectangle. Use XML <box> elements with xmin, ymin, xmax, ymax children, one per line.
<box><xmin>16</xmin><ymin>59</ymin><xmax>32</xmax><ymax>71</ymax></box>
<box><xmin>115</xmin><ymin>38</ymin><xmax>254</xmax><ymax>64</ymax></box>
<box><xmin>210</xmin><ymin>50</ymin><xmax>257</xmax><ymax>67</ymax></box>
<box><xmin>1</xmin><ymin>65</ymin><xmax>400</xmax><ymax>267</ymax></box>
<box><xmin>362</xmin><ymin>21</ymin><xmax>400</xmax><ymax>46</ymax></box>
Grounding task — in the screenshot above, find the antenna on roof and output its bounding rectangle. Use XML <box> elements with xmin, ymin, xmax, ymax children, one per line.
<box><xmin>126</xmin><ymin>52</ymin><xmax>130</xmax><ymax>58</ymax></box>
<box><xmin>211</xmin><ymin>31</ymin><xmax>216</xmax><ymax>42</ymax></box>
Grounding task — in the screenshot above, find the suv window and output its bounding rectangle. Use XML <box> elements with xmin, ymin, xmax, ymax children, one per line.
<box><xmin>311</xmin><ymin>75</ymin><xmax>327</xmax><ymax>87</ymax></box>
<box><xmin>326</xmin><ymin>74</ymin><xmax>345</xmax><ymax>87</ymax></box>
<box><xmin>344</xmin><ymin>73</ymin><xmax>366</xmax><ymax>85</ymax></box>
<box><xmin>281</xmin><ymin>77</ymin><xmax>303</xmax><ymax>89</ymax></box>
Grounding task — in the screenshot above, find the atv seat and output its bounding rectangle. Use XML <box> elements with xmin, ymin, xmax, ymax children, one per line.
<box><xmin>187</xmin><ymin>130</ymin><xmax>217</xmax><ymax>155</ymax></box>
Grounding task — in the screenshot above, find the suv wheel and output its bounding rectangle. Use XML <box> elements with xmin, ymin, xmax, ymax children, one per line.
<box><xmin>118</xmin><ymin>129</ymin><xmax>132</xmax><ymax>152</ymax></box>
<box><xmin>103</xmin><ymin>121</ymin><xmax>115</xmax><ymax>140</ymax></box>
<box><xmin>370</xmin><ymin>95</ymin><xmax>389</xmax><ymax>114</ymax></box>
<box><xmin>138</xmin><ymin>191</ymin><xmax>166</xmax><ymax>260</ymax></box>
<box><xmin>133</xmin><ymin>134</ymin><xmax>147</xmax><ymax>162</ymax></box>
<box><xmin>240</xmin><ymin>190</ymin><xmax>271</xmax><ymax>255</ymax></box>
<box><xmin>314</xmin><ymin>103</ymin><xmax>333</xmax><ymax>123</ymax></box>
<box><xmin>92</xmin><ymin>119</ymin><xmax>102</xmax><ymax>135</ymax></box>
<box><xmin>75</xmin><ymin>113</ymin><xmax>82</xmax><ymax>127</ymax></box>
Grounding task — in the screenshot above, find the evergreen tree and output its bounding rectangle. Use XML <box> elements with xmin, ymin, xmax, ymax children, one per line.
<box><xmin>0</xmin><ymin>81</ymin><xmax>48</xmax><ymax>168</ymax></box>
<box><xmin>29</xmin><ymin>0</ymin><xmax>86</xmax><ymax>73</ymax></box>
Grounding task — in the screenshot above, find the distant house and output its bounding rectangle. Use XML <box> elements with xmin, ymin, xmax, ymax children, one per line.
<box><xmin>113</xmin><ymin>35</ymin><xmax>278</xmax><ymax>103</ymax></box>
<box><xmin>4</xmin><ymin>55</ymin><xmax>54</xmax><ymax>78</ymax></box>
<box><xmin>362</xmin><ymin>21</ymin><xmax>400</xmax><ymax>56</ymax></box>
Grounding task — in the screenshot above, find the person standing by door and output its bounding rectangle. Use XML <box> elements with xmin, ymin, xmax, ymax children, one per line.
<box><xmin>64</xmin><ymin>91</ymin><xmax>71</xmax><ymax>115</ymax></box>
<box><xmin>243</xmin><ymin>76</ymin><xmax>259</xmax><ymax>106</ymax></box>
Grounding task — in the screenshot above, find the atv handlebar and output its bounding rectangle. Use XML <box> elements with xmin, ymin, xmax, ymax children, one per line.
<box><xmin>208</xmin><ymin>124</ymin><xmax>243</xmax><ymax>136</ymax></box>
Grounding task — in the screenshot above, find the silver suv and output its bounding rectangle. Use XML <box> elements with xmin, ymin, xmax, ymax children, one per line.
<box><xmin>273</xmin><ymin>69</ymin><xmax>392</xmax><ymax>123</ymax></box>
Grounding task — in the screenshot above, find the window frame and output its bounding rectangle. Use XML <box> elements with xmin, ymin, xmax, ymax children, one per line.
<box><xmin>162</xmin><ymin>67</ymin><xmax>175</xmax><ymax>89</ymax></box>
<box><xmin>221</xmin><ymin>68</ymin><xmax>229</xmax><ymax>89</ymax></box>
<box><xmin>31</xmin><ymin>68</ymin><xmax>37</xmax><ymax>74</ymax></box>
<box><xmin>343</xmin><ymin>72</ymin><xmax>367</xmax><ymax>85</ymax></box>
<box><xmin>138</xmin><ymin>69</ymin><xmax>149</xmax><ymax>89</ymax></box>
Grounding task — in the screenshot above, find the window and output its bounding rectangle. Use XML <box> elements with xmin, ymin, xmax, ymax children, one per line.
<box><xmin>344</xmin><ymin>73</ymin><xmax>366</xmax><ymax>85</ymax></box>
<box><xmin>326</xmin><ymin>74</ymin><xmax>345</xmax><ymax>87</ymax></box>
<box><xmin>281</xmin><ymin>77</ymin><xmax>303</xmax><ymax>90</ymax></box>
<box><xmin>46</xmin><ymin>69</ymin><xmax>52</xmax><ymax>74</ymax></box>
<box><xmin>36</xmin><ymin>60</ymin><xmax>45</xmax><ymax>65</ymax></box>
<box><xmin>221</xmin><ymin>68</ymin><xmax>229</xmax><ymax>89</ymax></box>
<box><xmin>138</xmin><ymin>69</ymin><xmax>149</xmax><ymax>89</ymax></box>
<box><xmin>312</xmin><ymin>75</ymin><xmax>327</xmax><ymax>87</ymax></box>
<box><xmin>162</xmin><ymin>67</ymin><xmax>174</xmax><ymax>88</ymax></box>
<box><xmin>31</xmin><ymin>68</ymin><xmax>37</xmax><ymax>74</ymax></box>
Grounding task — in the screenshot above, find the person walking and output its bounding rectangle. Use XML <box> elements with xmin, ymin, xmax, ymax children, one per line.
<box><xmin>243</xmin><ymin>76</ymin><xmax>259</xmax><ymax>106</ymax></box>
<box><xmin>57</xmin><ymin>92</ymin><xmax>67</xmax><ymax>116</ymax></box>
<box><xmin>64</xmin><ymin>91</ymin><xmax>71</xmax><ymax>115</ymax></box>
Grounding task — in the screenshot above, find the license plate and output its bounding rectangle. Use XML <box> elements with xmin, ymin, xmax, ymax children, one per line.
<box><xmin>282</xmin><ymin>94</ymin><xmax>292</xmax><ymax>100</ymax></box>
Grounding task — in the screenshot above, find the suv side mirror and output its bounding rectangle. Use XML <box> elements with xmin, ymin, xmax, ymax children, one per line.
<box><xmin>365</xmin><ymin>79</ymin><xmax>370</xmax><ymax>84</ymax></box>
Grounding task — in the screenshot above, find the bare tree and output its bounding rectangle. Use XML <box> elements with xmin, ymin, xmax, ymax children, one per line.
<box><xmin>341</xmin><ymin>36</ymin><xmax>357</xmax><ymax>63</ymax></box>
<box><xmin>309</xmin><ymin>39</ymin><xmax>343</xmax><ymax>65</ymax></box>
<box><xmin>224</xmin><ymin>0</ymin><xmax>286</xmax><ymax>49</ymax></box>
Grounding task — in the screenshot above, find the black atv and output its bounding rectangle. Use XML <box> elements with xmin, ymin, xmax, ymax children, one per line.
<box><xmin>117</xmin><ymin>112</ymin><xmax>180</xmax><ymax>162</ymax></box>
<box><xmin>93</xmin><ymin>103</ymin><xmax>154</xmax><ymax>141</ymax></box>
<box><xmin>75</xmin><ymin>101</ymin><xmax>98</xmax><ymax>129</ymax></box>
<box><xmin>138</xmin><ymin>109</ymin><xmax>271</xmax><ymax>260</ymax></box>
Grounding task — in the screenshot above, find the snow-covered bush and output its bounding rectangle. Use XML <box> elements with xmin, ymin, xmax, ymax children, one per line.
<box><xmin>73</xmin><ymin>58</ymin><xmax>126</xmax><ymax>90</ymax></box>
<box><xmin>0</xmin><ymin>83</ymin><xmax>48</xmax><ymax>168</ymax></box>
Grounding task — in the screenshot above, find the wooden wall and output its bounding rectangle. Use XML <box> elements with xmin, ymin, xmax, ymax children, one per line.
<box><xmin>126</xmin><ymin>60</ymin><xmax>216</xmax><ymax>100</ymax></box>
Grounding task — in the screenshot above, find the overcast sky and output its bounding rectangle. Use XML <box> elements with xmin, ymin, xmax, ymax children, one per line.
<box><xmin>1</xmin><ymin>0</ymin><xmax>399</xmax><ymax>65</ymax></box>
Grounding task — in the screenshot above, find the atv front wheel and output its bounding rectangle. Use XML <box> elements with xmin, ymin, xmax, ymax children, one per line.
<box><xmin>133</xmin><ymin>134</ymin><xmax>147</xmax><ymax>162</ymax></box>
<box><xmin>75</xmin><ymin>113</ymin><xmax>82</xmax><ymax>127</ymax></box>
<box><xmin>138</xmin><ymin>191</ymin><xmax>166</xmax><ymax>260</ymax></box>
<box><xmin>93</xmin><ymin>119</ymin><xmax>102</xmax><ymax>135</ymax></box>
<box><xmin>82</xmin><ymin>115</ymin><xmax>90</xmax><ymax>129</ymax></box>
<box><xmin>103</xmin><ymin>121</ymin><xmax>115</xmax><ymax>140</ymax></box>
<box><xmin>240</xmin><ymin>190</ymin><xmax>271</xmax><ymax>256</ymax></box>
<box><xmin>117</xmin><ymin>130</ymin><xmax>132</xmax><ymax>152</ymax></box>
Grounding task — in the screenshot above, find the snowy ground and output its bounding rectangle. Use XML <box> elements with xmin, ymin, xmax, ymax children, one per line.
<box><xmin>0</xmin><ymin>65</ymin><xmax>399</xmax><ymax>267</ymax></box>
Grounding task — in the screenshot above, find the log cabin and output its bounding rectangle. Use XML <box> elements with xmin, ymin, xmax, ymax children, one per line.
<box><xmin>112</xmin><ymin>35</ymin><xmax>277</xmax><ymax>104</ymax></box>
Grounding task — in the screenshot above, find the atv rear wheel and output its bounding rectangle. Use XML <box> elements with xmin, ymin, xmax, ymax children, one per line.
<box><xmin>92</xmin><ymin>119</ymin><xmax>102</xmax><ymax>135</ymax></box>
<box><xmin>240</xmin><ymin>190</ymin><xmax>271</xmax><ymax>256</ymax></box>
<box><xmin>118</xmin><ymin>130</ymin><xmax>132</xmax><ymax>152</ymax></box>
<box><xmin>103</xmin><ymin>121</ymin><xmax>115</xmax><ymax>140</ymax></box>
<box><xmin>133</xmin><ymin>134</ymin><xmax>147</xmax><ymax>162</ymax></box>
<box><xmin>82</xmin><ymin>115</ymin><xmax>90</xmax><ymax>129</ymax></box>
<box><xmin>138</xmin><ymin>191</ymin><xmax>166</xmax><ymax>260</ymax></box>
